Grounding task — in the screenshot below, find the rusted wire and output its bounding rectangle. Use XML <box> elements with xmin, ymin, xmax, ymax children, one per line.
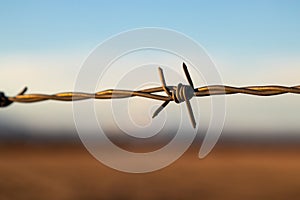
<box><xmin>2</xmin><ymin>62</ymin><xmax>300</xmax><ymax>127</ymax></box>
<box><xmin>6</xmin><ymin>85</ymin><xmax>300</xmax><ymax>103</ymax></box>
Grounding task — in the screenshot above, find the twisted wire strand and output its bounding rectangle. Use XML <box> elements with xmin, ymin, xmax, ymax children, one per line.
<box><xmin>2</xmin><ymin>62</ymin><xmax>300</xmax><ymax>129</ymax></box>
<box><xmin>195</xmin><ymin>85</ymin><xmax>300</xmax><ymax>96</ymax></box>
<box><xmin>3</xmin><ymin>63</ymin><xmax>300</xmax><ymax>128</ymax></box>
<box><xmin>6</xmin><ymin>85</ymin><xmax>300</xmax><ymax>104</ymax></box>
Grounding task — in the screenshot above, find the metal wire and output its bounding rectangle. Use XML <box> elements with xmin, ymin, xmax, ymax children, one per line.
<box><xmin>2</xmin><ymin>62</ymin><xmax>300</xmax><ymax>127</ymax></box>
<box><xmin>5</xmin><ymin>85</ymin><xmax>300</xmax><ymax>103</ymax></box>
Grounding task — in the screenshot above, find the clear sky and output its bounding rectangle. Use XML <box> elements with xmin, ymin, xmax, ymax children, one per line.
<box><xmin>1</xmin><ymin>0</ymin><xmax>300</xmax><ymax>136</ymax></box>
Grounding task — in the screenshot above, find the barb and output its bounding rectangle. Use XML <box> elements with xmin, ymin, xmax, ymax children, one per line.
<box><xmin>2</xmin><ymin>62</ymin><xmax>300</xmax><ymax>128</ymax></box>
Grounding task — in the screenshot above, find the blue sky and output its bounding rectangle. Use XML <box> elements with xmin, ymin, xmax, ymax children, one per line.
<box><xmin>1</xmin><ymin>0</ymin><xmax>299</xmax><ymax>56</ymax></box>
<box><xmin>1</xmin><ymin>0</ymin><xmax>300</xmax><ymax>135</ymax></box>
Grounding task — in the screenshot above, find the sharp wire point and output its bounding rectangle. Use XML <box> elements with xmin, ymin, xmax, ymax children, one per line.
<box><xmin>182</xmin><ymin>62</ymin><xmax>194</xmax><ymax>89</ymax></box>
<box><xmin>158</xmin><ymin>67</ymin><xmax>171</xmax><ymax>96</ymax></box>
<box><xmin>152</xmin><ymin>101</ymin><xmax>170</xmax><ymax>118</ymax></box>
<box><xmin>184</xmin><ymin>95</ymin><xmax>197</xmax><ymax>128</ymax></box>
<box><xmin>18</xmin><ymin>87</ymin><xmax>28</xmax><ymax>95</ymax></box>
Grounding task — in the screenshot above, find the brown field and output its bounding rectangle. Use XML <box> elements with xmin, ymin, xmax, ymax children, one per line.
<box><xmin>0</xmin><ymin>141</ymin><xmax>300</xmax><ymax>200</ymax></box>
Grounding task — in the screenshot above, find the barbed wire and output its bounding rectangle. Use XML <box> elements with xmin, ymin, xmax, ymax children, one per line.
<box><xmin>4</xmin><ymin>85</ymin><xmax>300</xmax><ymax>104</ymax></box>
<box><xmin>1</xmin><ymin>62</ymin><xmax>300</xmax><ymax>127</ymax></box>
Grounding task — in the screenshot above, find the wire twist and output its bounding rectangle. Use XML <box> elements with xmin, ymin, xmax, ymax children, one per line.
<box><xmin>2</xmin><ymin>62</ymin><xmax>300</xmax><ymax>128</ymax></box>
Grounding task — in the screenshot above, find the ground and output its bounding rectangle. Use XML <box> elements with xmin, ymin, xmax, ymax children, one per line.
<box><xmin>0</xmin><ymin>141</ymin><xmax>300</xmax><ymax>200</ymax></box>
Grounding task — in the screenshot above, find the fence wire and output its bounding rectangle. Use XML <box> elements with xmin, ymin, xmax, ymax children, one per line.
<box><xmin>1</xmin><ymin>63</ymin><xmax>300</xmax><ymax>127</ymax></box>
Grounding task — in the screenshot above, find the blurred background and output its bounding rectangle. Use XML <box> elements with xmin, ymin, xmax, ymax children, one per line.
<box><xmin>1</xmin><ymin>0</ymin><xmax>300</xmax><ymax>199</ymax></box>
